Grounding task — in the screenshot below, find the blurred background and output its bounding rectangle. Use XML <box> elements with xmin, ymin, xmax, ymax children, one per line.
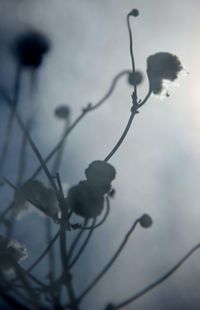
<box><xmin>0</xmin><ymin>0</ymin><xmax>200</xmax><ymax>309</ymax></box>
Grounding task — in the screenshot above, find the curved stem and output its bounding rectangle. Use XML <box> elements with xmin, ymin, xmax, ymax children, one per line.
<box><xmin>27</xmin><ymin>231</ymin><xmax>60</xmax><ymax>273</ymax></box>
<box><xmin>69</xmin><ymin>218</ymin><xmax>96</xmax><ymax>269</ymax></box>
<box><xmin>30</xmin><ymin>112</ymin><xmax>85</xmax><ymax>180</ymax></box>
<box><xmin>30</xmin><ymin>71</ymin><xmax>129</xmax><ymax>180</ymax></box>
<box><xmin>127</xmin><ymin>14</ymin><xmax>137</xmax><ymax>97</ymax></box>
<box><xmin>77</xmin><ymin>219</ymin><xmax>139</xmax><ymax>303</ymax></box>
<box><xmin>113</xmin><ymin>243</ymin><xmax>200</xmax><ymax>309</ymax></box>
<box><xmin>104</xmin><ymin>89</ymin><xmax>151</xmax><ymax>163</ymax></box>
<box><xmin>104</xmin><ymin>112</ymin><xmax>136</xmax><ymax>162</ymax></box>
<box><xmin>68</xmin><ymin>219</ymin><xmax>88</xmax><ymax>262</ymax></box>
<box><xmin>90</xmin><ymin>71</ymin><xmax>129</xmax><ymax>111</ymax></box>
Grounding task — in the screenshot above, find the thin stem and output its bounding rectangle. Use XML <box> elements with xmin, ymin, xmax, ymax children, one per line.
<box><xmin>12</xmin><ymin>261</ymin><xmax>40</xmax><ymax>309</ymax></box>
<box><xmin>57</xmin><ymin>174</ymin><xmax>79</xmax><ymax>310</ymax></box>
<box><xmin>104</xmin><ymin>89</ymin><xmax>151</xmax><ymax>163</ymax></box>
<box><xmin>104</xmin><ymin>112</ymin><xmax>136</xmax><ymax>162</ymax></box>
<box><xmin>69</xmin><ymin>218</ymin><xmax>96</xmax><ymax>269</ymax></box>
<box><xmin>77</xmin><ymin>219</ymin><xmax>139</xmax><ymax>303</ymax></box>
<box><xmin>113</xmin><ymin>243</ymin><xmax>200</xmax><ymax>309</ymax></box>
<box><xmin>27</xmin><ymin>231</ymin><xmax>60</xmax><ymax>273</ymax></box>
<box><xmin>16</xmin><ymin>119</ymin><xmax>33</xmax><ymax>187</ymax></box>
<box><xmin>51</xmin><ymin>118</ymin><xmax>70</xmax><ymax>175</ymax></box>
<box><xmin>30</xmin><ymin>71</ymin><xmax>129</xmax><ymax>180</ymax></box>
<box><xmin>90</xmin><ymin>71</ymin><xmax>129</xmax><ymax>111</ymax></box>
<box><xmin>1</xmin><ymin>91</ymin><xmax>58</xmax><ymax>194</ymax></box>
<box><xmin>83</xmin><ymin>196</ymin><xmax>110</xmax><ymax>230</ymax></box>
<box><xmin>14</xmin><ymin>110</ymin><xmax>58</xmax><ymax>193</ymax></box>
<box><xmin>68</xmin><ymin>219</ymin><xmax>88</xmax><ymax>262</ymax></box>
<box><xmin>127</xmin><ymin>14</ymin><xmax>137</xmax><ymax>97</ymax></box>
<box><xmin>30</xmin><ymin>113</ymin><xmax>85</xmax><ymax>180</ymax></box>
<box><xmin>0</xmin><ymin>65</ymin><xmax>21</xmax><ymax>175</ymax></box>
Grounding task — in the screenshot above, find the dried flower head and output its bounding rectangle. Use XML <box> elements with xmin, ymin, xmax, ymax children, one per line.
<box><xmin>147</xmin><ymin>52</ymin><xmax>183</xmax><ymax>94</ymax></box>
<box><xmin>85</xmin><ymin>161</ymin><xmax>116</xmax><ymax>194</ymax></box>
<box><xmin>13</xmin><ymin>30</ymin><xmax>50</xmax><ymax>69</ymax></box>
<box><xmin>0</xmin><ymin>236</ymin><xmax>28</xmax><ymax>271</ymax></box>
<box><xmin>139</xmin><ymin>214</ymin><xmax>153</xmax><ymax>228</ymax></box>
<box><xmin>67</xmin><ymin>181</ymin><xmax>104</xmax><ymax>218</ymax></box>
<box><xmin>54</xmin><ymin>104</ymin><xmax>70</xmax><ymax>119</ymax></box>
<box><xmin>14</xmin><ymin>180</ymin><xmax>59</xmax><ymax>220</ymax></box>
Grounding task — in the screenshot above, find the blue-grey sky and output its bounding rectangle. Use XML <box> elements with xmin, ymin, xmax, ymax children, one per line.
<box><xmin>1</xmin><ymin>0</ymin><xmax>200</xmax><ymax>309</ymax></box>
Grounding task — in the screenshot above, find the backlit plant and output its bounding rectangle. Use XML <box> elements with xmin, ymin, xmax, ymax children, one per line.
<box><xmin>0</xmin><ymin>8</ymin><xmax>196</xmax><ymax>310</ymax></box>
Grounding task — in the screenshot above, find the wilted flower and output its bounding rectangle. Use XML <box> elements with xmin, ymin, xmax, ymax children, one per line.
<box><xmin>85</xmin><ymin>161</ymin><xmax>116</xmax><ymax>194</ymax></box>
<box><xmin>0</xmin><ymin>236</ymin><xmax>28</xmax><ymax>272</ymax></box>
<box><xmin>54</xmin><ymin>104</ymin><xmax>70</xmax><ymax>119</ymax></box>
<box><xmin>127</xmin><ymin>70</ymin><xmax>143</xmax><ymax>86</ymax></box>
<box><xmin>147</xmin><ymin>52</ymin><xmax>183</xmax><ymax>94</ymax></box>
<box><xmin>67</xmin><ymin>181</ymin><xmax>104</xmax><ymax>218</ymax></box>
<box><xmin>12</xmin><ymin>30</ymin><xmax>50</xmax><ymax>69</ymax></box>
<box><xmin>14</xmin><ymin>180</ymin><xmax>59</xmax><ymax>220</ymax></box>
<box><xmin>139</xmin><ymin>214</ymin><xmax>153</xmax><ymax>228</ymax></box>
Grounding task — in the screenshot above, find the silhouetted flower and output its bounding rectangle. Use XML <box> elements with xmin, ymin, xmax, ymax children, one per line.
<box><xmin>67</xmin><ymin>181</ymin><xmax>104</xmax><ymax>218</ymax></box>
<box><xmin>127</xmin><ymin>70</ymin><xmax>143</xmax><ymax>86</ymax></box>
<box><xmin>13</xmin><ymin>30</ymin><xmax>50</xmax><ymax>69</ymax></box>
<box><xmin>129</xmin><ymin>9</ymin><xmax>139</xmax><ymax>17</ymax></box>
<box><xmin>0</xmin><ymin>236</ymin><xmax>28</xmax><ymax>271</ymax></box>
<box><xmin>147</xmin><ymin>52</ymin><xmax>183</xmax><ymax>94</ymax></box>
<box><xmin>139</xmin><ymin>214</ymin><xmax>153</xmax><ymax>228</ymax></box>
<box><xmin>55</xmin><ymin>104</ymin><xmax>70</xmax><ymax>119</ymax></box>
<box><xmin>14</xmin><ymin>180</ymin><xmax>59</xmax><ymax>220</ymax></box>
<box><xmin>85</xmin><ymin>161</ymin><xmax>116</xmax><ymax>194</ymax></box>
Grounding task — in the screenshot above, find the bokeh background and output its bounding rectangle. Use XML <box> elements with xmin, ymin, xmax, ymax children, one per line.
<box><xmin>0</xmin><ymin>0</ymin><xmax>200</xmax><ymax>309</ymax></box>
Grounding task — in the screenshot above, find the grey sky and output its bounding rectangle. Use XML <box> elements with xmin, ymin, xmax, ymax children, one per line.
<box><xmin>0</xmin><ymin>0</ymin><xmax>200</xmax><ymax>309</ymax></box>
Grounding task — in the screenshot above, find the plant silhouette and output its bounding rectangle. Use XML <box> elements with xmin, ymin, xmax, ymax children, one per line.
<box><xmin>0</xmin><ymin>7</ymin><xmax>196</xmax><ymax>310</ymax></box>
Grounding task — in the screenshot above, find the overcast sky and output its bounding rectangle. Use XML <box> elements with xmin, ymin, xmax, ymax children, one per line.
<box><xmin>1</xmin><ymin>1</ymin><xmax>200</xmax><ymax>309</ymax></box>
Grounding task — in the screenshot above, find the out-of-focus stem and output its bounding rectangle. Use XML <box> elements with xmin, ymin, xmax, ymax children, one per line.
<box><xmin>12</xmin><ymin>260</ymin><xmax>40</xmax><ymax>309</ymax></box>
<box><xmin>69</xmin><ymin>218</ymin><xmax>96</xmax><ymax>269</ymax></box>
<box><xmin>16</xmin><ymin>118</ymin><xmax>33</xmax><ymax>187</ymax></box>
<box><xmin>67</xmin><ymin>219</ymin><xmax>88</xmax><ymax>262</ymax></box>
<box><xmin>0</xmin><ymin>65</ymin><xmax>21</xmax><ymax>175</ymax></box>
<box><xmin>112</xmin><ymin>243</ymin><xmax>200</xmax><ymax>309</ymax></box>
<box><xmin>76</xmin><ymin>219</ymin><xmax>139</xmax><ymax>303</ymax></box>
<box><xmin>56</xmin><ymin>173</ymin><xmax>79</xmax><ymax>310</ymax></box>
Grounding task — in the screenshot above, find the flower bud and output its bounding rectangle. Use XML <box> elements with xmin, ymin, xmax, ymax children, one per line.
<box><xmin>55</xmin><ymin>105</ymin><xmax>70</xmax><ymax>119</ymax></box>
<box><xmin>139</xmin><ymin>214</ymin><xmax>153</xmax><ymax>228</ymax></box>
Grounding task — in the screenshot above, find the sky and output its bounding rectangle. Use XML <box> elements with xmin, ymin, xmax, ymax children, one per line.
<box><xmin>0</xmin><ymin>0</ymin><xmax>200</xmax><ymax>309</ymax></box>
